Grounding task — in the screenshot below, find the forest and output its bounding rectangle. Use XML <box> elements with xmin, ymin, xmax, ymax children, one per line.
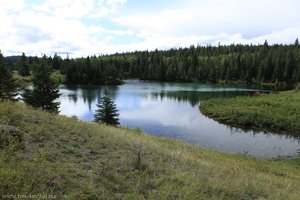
<box><xmin>4</xmin><ymin>39</ymin><xmax>300</xmax><ymax>88</ymax></box>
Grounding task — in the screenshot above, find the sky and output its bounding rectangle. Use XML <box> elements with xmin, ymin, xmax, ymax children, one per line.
<box><xmin>1</xmin><ymin>0</ymin><xmax>300</xmax><ymax>58</ymax></box>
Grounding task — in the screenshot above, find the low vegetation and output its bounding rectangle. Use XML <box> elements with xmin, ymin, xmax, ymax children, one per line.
<box><xmin>12</xmin><ymin>70</ymin><xmax>31</xmax><ymax>87</ymax></box>
<box><xmin>12</xmin><ymin>70</ymin><xmax>65</xmax><ymax>88</ymax></box>
<box><xmin>0</xmin><ymin>101</ymin><xmax>300</xmax><ymax>199</ymax></box>
<box><xmin>50</xmin><ymin>70</ymin><xmax>66</xmax><ymax>84</ymax></box>
<box><xmin>200</xmin><ymin>90</ymin><xmax>300</xmax><ymax>136</ymax></box>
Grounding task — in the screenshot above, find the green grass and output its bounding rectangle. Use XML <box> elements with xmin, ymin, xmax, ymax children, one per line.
<box><xmin>12</xmin><ymin>70</ymin><xmax>65</xmax><ymax>87</ymax></box>
<box><xmin>0</xmin><ymin>101</ymin><xmax>300</xmax><ymax>199</ymax></box>
<box><xmin>51</xmin><ymin>70</ymin><xmax>66</xmax><ymax>84</ymax></box>
<box><xmin>200</xmin><ymin>90</ymin><xmax>300</xmax><ymax>136</ymax></box>
<box><xmin>12</xmin><ymin>71</ymin><xmax>31</xmax><ymax>87</ymax></box>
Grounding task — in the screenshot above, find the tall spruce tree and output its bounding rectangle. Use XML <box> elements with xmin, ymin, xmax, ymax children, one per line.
<box><xmin>52</xmin><ymin>53</ymin><xmax>61</xmax><ymax>70</ymax></box>
<box><xmin>0</xmin><ymin>51</ymin><xmax>18</xmax><ymax>101</ymax></box>
<box><xmin>22</xmin><ymin>62</ymin><xmax>61</xmax><ymax>114</ymax></box>
<box><xmin>94</xmin><ymin>89</ymin><xmax>119</xmax><ymax>126</ymax></box>
<box><xmin>19</xmin><ymin>52</ymin><xmax>30</xmax><ymax>76</ymax></box>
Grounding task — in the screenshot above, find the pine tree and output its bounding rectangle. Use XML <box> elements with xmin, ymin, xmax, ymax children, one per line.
<box><xmin>19</xmin><ymin>52</ymin><xmax>30</xmax><ymax>76</ymax></box>
<box><xmin>0</xmin><ymin>51</ymin><xmax>18</xmax><ymax>101</ymax></box>
<box><xmin>295</xmin><ymin>38</ymin><xmax>299</xmax><ymax>46</ymax></box>
<box><xmin>94</xmin><ymin>89</ymin><xmax>119</xmax><ymax>126</ymax></box>
<box><xmin>283</xmin><ymin>50</ymin><xmax>295</xmax><ymax>82</ymax></box>
<box><xmin>22</xmin><ymin>62</ymin><xmax>61</xmax><ymax>114</ymax></box>
<box><xmin>52</xmin><ymin>53</ymin><xmax>61</xmax><ymax>70</ymax></box>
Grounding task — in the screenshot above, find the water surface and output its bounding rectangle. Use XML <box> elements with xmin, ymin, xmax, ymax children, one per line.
<box><xmin>59</xmin><ymin>80</ymin><xmax>300</xmax><ymax>158</ymax></box>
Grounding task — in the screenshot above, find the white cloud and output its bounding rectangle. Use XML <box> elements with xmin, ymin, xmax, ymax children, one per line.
<box><xmin>0</xmin><ymin>0</ymin><xmax>129</xmax><ymax>57</ymax></box>
<box><xmin>217</xmin><ymin>28</ymin><xmax>300</xmax><ymax>45</ymax></box>
<box><xmin>0</xmin><ymin>0</ymin><xmax>25</xmax><ymax>12</ymax></box>
<box><xmin>109</xmin><ymin>0</ymin><xmax>300</xmax><ymax>52</ymax></box>
<box><xmin>0</xmin><ymin>0</ymin><xmax>299</xmax><ymax>57</ymax></box>
<box><xmin>32</xmin><ymin>0</ymin><xmax>94</xmax><ymax>19</ymax></box>
<box><xmin>31</xmin><ymin>0</ymin><xmax>127</xmax><ymax>19</ymax></box>
<box><xmin>114</xmin><ymin>0</ymin><xmax>300</xmax><ymax>37</ymax></box>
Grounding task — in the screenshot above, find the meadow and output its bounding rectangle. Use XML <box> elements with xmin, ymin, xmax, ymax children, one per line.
<box><xmin>200</xmin><ymin>90</ymin><xmax>300</xmax><ymax>136</ymax></box>
<box><xmin>1</xmin><ymin>101</ymin><xmax>300</xmax><ymax>199</ymax></box>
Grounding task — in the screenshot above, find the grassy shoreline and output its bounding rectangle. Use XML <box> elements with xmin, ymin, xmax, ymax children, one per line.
<box><xmin>12</xmin><ymin>70</ymin><xmax>66</xmax><ymax>88</ymax></box>
<box><xmin>1</xmin><ymin>101</ymin><xmax>300</xmax><ymax>199</ymax></box>
<box><xmin>200</xmin><ymin>90</ymin><xmax>300</xmax><ymax>136</ymax></box>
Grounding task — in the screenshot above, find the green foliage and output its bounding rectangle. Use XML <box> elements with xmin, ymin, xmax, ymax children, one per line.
<box><xmin>5</xmin><ymin>41</ymin><xmax>300</xmax><ymax>87</ymax></box>
<box><xmin>12</xmin><ymin>70</ymin><xmax>65</xmax><ymax>87</ymax></box>
<box><xmin>60</xmin><ymin>41</ymin><xmax>300</xmax><ymax>87</ymax></box>
<box><xmin>0</xmin><ymin>51</ymin><xmax>18</xmax><ymax>101</ymax></box>
<box><xmin>52</xmin><ymin>53</ymin><xmax>62</xmax><ymax>70</ymax></box>
<box><xmin>12</xmin><ymin>70</ymin><xmax>31</xmax><ymax>87</ymax></box>
<box><xmin>60</xmin><ymin>41</ymin><xmax>299</xmax><ymax>87</ymax></box>
<box><xmin>94</xmin><ymin>89</ymin><xmax>119</xmax><ymax>126</ymax></box>
<box><xmin>22</xmin><ymin>62</ymin><xmax>61</xmax><ymax>114</ymax></box>
<box><xmin>18</xmin><ymin>52</ymin><xmax>30</xmax><ymax>76</ymax></box>
<box><xmin>63</xmin><ymin>55</ymin><xmax>125</xmax><ymax>85</ymax></box>
<box><xmin>200</xmin><ymin>91</ymin><xmax>300</xmax><ymax>135</ymax></box>
<box><xmin>0</xmin><ymin>101</ymin><xmax>300</xmax><ymax>199</ymax></box>
<box><xmin>50</xmin><ymin>70</ymin><xmax>66</xmax><ymax>84</ymax></box>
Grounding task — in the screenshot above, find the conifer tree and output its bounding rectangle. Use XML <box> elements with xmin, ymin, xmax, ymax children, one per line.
<box><xmin>52</xmin><ymin>53</ymin><xmax>62</xmax><ymax>70</ymax></box>
<box><xmin>94</xmin><ymin>89</ymin><xmax>119</xmax><ymax>126</ymax></box>
<box><xmin>19</xmin><ymin>52</ymin><xmax>30</xmax><ymax>76</ymax></box>
<box><xmin>22</xmin><ymin>62</ymin><xmax>61</xmax><ymax>114</ymax></box>
<box><xmin>295</xmin><ymin>38</ymin><xmax>299</xmax><ymax>46</ymax></box>
<box><xmin>0</xmin><ymin>51</ymin><xmax>18</xmax><ymax>101</ymax></box>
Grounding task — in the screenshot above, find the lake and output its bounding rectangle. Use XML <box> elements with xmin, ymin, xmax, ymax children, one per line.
<box><xmin>59</xmin><ymin>80</ymin><xmax>300</xmax><ymax>158</ymax></box>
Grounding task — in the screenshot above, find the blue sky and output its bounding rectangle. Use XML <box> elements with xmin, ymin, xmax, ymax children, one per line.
<box><xmin>1</xmin><ymin>0</ymin><xmax>300</xmax><ymax>57</ymax></box>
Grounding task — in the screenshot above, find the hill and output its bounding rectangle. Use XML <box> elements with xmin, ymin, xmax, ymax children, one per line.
<box><xmin>0</xmin><ymin>101</ymin><xmax>299</xmax><ymax>199</ymax></box>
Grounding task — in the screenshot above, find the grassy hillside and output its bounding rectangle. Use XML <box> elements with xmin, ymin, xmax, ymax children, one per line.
<box><xmin>200</xmin><ymin>90</ymin><xmax>300</xmax><ymax>136</ymax></box>
<box><xmin>0</xmin><ymin>101</ymin><xmax>300</xmax><ymax>199</ymax></box>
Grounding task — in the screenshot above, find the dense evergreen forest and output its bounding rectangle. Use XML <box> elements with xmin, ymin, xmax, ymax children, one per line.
<box><xmin>4</xmin><ymin>40</ymin><xmax>300</xmax><ymax>88</ymax></box>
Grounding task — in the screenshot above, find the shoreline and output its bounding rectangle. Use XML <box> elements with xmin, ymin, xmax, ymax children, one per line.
<box><xmin>200</xmin><ymin>90</ymin><xmax>300</xmax><ymax>137</ymax></box>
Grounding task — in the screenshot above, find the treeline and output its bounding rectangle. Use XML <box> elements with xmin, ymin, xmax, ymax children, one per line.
<box><xmin>130</xmin><ymin>40</ymin><xmax>300</xmax><ymax>88</ymax></box>
<box><xmin>61</xmin><ymin>56</ymin><xmax>126</xmax><ymax>85</ymax></box>
<box><xmin>1</xmin><ymin>51</ymin><xmax>120</xmax><ymax>118</ymax></box>
<box><xmin>4</xmin><ymin>39</ymin><xmax>300</xmax><ymax>88</ymax></box>
<box><xmin>5</xmin><ymin>53</ymin><xmax>127</xmax><ymax>85</ymax></box>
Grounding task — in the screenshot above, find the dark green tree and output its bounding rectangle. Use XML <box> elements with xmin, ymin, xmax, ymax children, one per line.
<box><xmin>0</xmin><ymin>51</ymin><xmax>18</xmax><ymax>101</ymax></box>
<box><xmin>94</xmin><ymin>89</ymin><xmax>119</xmax><ymax>126</ymax></box>
<box><xmin>22</xmin><ymin>62</ymin><xmax>61</xmax><ymax>114</ymax></box>
<box><xmin>283</xmin><ymin>50</ymin><xmax>295</xmax><ymax>82</ymax></box>
<box><xmin>5</xmin><ymin>39</ymin><xmax>300</xmax><ymax>88</ymax></box>
<box><xmin>295</xmin><ymin>38</ymin><xmax>299</xmax><ymax>46</ymax></box>
<box><xmin>52</xmin><ymin>53</ymin><xmax>62</xmax><ymax>70</ymax></box>
<box><xmin>19</xmin><ymin>52</ymin><xmax>30</xmax><ymax>76</ymax></box>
